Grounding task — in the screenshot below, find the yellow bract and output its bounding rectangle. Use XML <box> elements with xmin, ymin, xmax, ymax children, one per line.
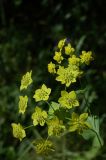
<box><xmin>80</xmin><ymin>51</ymin><xmax>93</xmax><ymax>65</ymax></box>
<box><xmin>47</xmin><ymin>116</ymin><xmax>65</xmax><ymax>136</ymax></box>
<box><xmin>58</xmin><ymin>91</ymin><xmax>79</xmax><ymax>109</ymax></box>
<box><xmin>48</xmin><ymin>62</ymin><xmax>56</xmax><ymax>73</ymax></box>
<box><xmin>33</xmin><ymin>84</ymin><xmax>51</xmax><ymax>102</ymax></box>
<box><xmin>69</xmin><ymin>112</ymin><xmax>91</xmax><ymax>134</ymax></box>
<box><xmin>65</xmin><ymin>43</ymin><xmax>75</xmax><ymax>55</ymax></box>
<box><xmin>20</xmin><ymin>70</ymin><xmax>33</xmax><ymax>91</ymax></box>
<box><xmin>19</xmin><ymin>95</ymin><xmax>28</xmax><ymax>114</ymax></box>
<box><xmin>33</xmin><ymin>139</ymin><xmax>54</xmax><ymax>155</ymax></box>
<box><xmin>31</xmin><ymin>106</ymin><xmax>47</xmax><ymax>126</ymax></box>
<box><xmin>53</xmin><ymin>51</ymin><xmax>64</xmax><ymax>64</ymax></box>
<box><xmin>11</xmin><ymin>123</ymin><xmax>26</xmax><ymax>141</ymax></box>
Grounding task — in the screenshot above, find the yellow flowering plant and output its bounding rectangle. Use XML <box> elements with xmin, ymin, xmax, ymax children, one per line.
<box><xmin>11</xmin><ymin>38</ymin><xmax>103</xmax><ymax>157</ymax></box>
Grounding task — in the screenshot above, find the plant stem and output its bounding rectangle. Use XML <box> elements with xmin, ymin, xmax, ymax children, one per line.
<box><xmin>24</xmin><ymin>124</ymin><xmax>34</xmax><ymax>130</ymax></box>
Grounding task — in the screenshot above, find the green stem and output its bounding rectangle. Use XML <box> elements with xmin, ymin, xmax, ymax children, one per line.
<box><xmin>46</xmin><ymin>101</ymin><xmax>55</xmax><ymax>112</ymax></box>
<box><xmin>24</xmin><ymin>124</ymin><xmax>34</xmax><ymax>130</ymax></box>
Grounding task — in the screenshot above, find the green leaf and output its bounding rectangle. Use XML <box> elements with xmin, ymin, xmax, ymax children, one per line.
<box><xmin>48</xmin><ymin>101</ymin><xmax>60</xmax><ymax>115</ymax></box>
<box><xmin>82</xmin><ymin>116</ymin><xmax>103</xmax><ymax>147</ymax></box>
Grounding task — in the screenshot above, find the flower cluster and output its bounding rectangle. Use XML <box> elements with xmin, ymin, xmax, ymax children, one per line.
<box><xmin>33</xmin><ymin>84</ymin><xmax>51</xmax><ymax>102</ymax></box>
<box><xmin>69</xmin><ymin>112</ymin><xmax>91</xmax><ymax>134</ymax></box>
<box><xmin>33</xmin><ymin>139</ymin><xmax>54</xmax><ymax>155</ymax></box>
<box><xmin>47</xmin><ymin>116</ymin><xmax>65</xmax><ymax>136</ymax></box>
<box><xmin>58</xmin><ymin>91</ymin><xmax>79</xmax><ymax>109</ymax></box>
<box><xmin>31</xmin><ymin>106</ymin><xmax>47</xmax><ymax>126</ymax></box>
<box><xmin>11</xmin><ymin>38</ymin><xmax>94</xmax><ymax>156</ymax></box>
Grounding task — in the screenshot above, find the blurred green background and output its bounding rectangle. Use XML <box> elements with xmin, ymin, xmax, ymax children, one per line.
<box><xmin>0</xmin><ymin>0</ymin><xmax>106</xmax><ymax>159</ymax></box>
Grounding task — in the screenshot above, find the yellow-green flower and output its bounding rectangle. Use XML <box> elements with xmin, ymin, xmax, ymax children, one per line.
<box><xmin>33</xmin><ymin>139</ymin><xmax>54</xmax><ymax>155</ymax></box>
<box><xmin>33</xmin><ymin>84</ymin><xmax>51</xmax><ymax>102</ymax></box>
<box><xmin>20</xmin><ymin>70</ymin><xmax>33</xmax><ymax>91</ymax></box>
<box><xmin>53</xmin><ymin>51</ymin><xmax>64</xmax><ymax>64</ymax></box>
<box><xmin>48</xmin><ymin>62</ymin><xmax>56</xmax><ymax>73</ymax></box>
<box><xmin>80</xmin><ymin>51</ymin><xmax>93</xmax><ymax>65</ymax></box>
<box><xmin>56</xmin><ymin>65</ymin><xmax>79</xmax><ymax>87</ymax></box>
<box><xmin>11</xmin><ymin>123</ymin><xmax>26</xmax><ymax>141</ymax></box>
<box><xmin>58</xmin><ymin>91</ymin><xmax>79</xmax><ymax>109</ymax></box>
<box><xmin>47</xmin><ymin>116</ymin><xmax>65</xmax><ymax>136</ymax></box>
<box><xmin>65</xmin><ymin>43</ymin><xmax>75</xmax><ymax>55</ymax></box>
<box><xmin>18</xmin><ymin>95</ymin><xmax>28</xmax><ymax>114</ymax></box>
<box><xmin>68</xmin><ymin>55</ymin><xmax>80</xmax><ymax>65</ymax></box>
<box><xmin>31</xmin><ymin>106</ymin><xmax>47</xmax><ymax>126</ymax></box>
<box><xmin>69</xmin><ymin>112</ymin><xmax>91</xmax><ymax>134</ymax></box>
<box><xmin>58</xmin><ymin>38</ymin><xmax>66</xmax><ymax>50</ymax></box>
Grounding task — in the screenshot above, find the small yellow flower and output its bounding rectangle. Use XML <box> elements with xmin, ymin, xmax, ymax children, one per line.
<box><xmin>65</xmin><ymin>43</ymin><xmax>75</xmax><ymax>55</ymax></box>
<box><xmin>11</xmin><ymin>123</ymin><xmax>26</xmax><ymax>141</ymax></box>
<box><xmin>58</xmin><ymin>91</ymin><xmax>79</xmax><ymax>109</ymax></box>
<box><xmin>31</xmin><ymin>106</ymin><xmax>47</xmax><ymax>126</ymax></box>
<box><xmin>20</xmin><ymin>71</ymin><xmax>33</xmax><ymax>91</ymax></box>
<box><xmin>68</xmin><ymin>55</ymin><xmax>80</xmax><ymax>65</ymax></box>
<box><xmin>33</xmin><ymin>84</ymin><xmax>51</xmax><ymax>102</ymax></box>
<box><xmin>48</xmin><ymin>62</ymin><xmax>56</xmax><ymax>73</ymax></box>
<box><xmin>19</xmin><ymin>95</ymin><xmax>28</xmax><ymax>114</ymax></box>
<box><xmin>53</xmin><ymin>51</ymin><xmax>64</xmax><ymax>64</ymax></box>
<box><xmin>69</xmin><ymin>112</ymin><xmax>91</xmax><ymax>134</ymax></box>
<box><xmin>56</xmin><ymin>65</ymin><xmax>80</xmax><ymax>87</ymax></box>
<box><xmin>33</xmin><ymin>139</ymin><xmax>54</xmax><ymax>155</ymax></box>
<box><xmin>80</xmin><ymin>51</ymin><xmax>93</xmax><ymax>65</ymax></box>
<box><xmin>47</xmin><ymin>116</ymin><xmax>65</xmax><ymax>136</ymax></box>
<box><xmin>58</xmin><ymin>38</ymin><xmax>66</xmax><ymax>50</ymax></box>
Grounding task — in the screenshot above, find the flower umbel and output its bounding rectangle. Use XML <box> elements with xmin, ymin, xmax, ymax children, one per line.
<box><xmin>18</xmin><ymin>95</ymin><xmax>28</xmax><ymax>114</ymax></box>
<box><xmin>48</xmin><ymin>62</ymin><xmax>56</xmax><ymax>73</ymax></box>
<box><xmin>80</xmin><ymin>51</ymin><xmax>93</xmax><ymax>65</ymax></box>
<box><xmin>20</xmin><ymin>70</ymin><xmax>33</xmax><ymax>90</ymax></box>
<box><xmin>47</xmin><ymin>116</ymin><xmax>65</xmax><ymax>136</ymax></box>
<box><xmin>56</xmin><ymin>65</ymin><xmax>80</xmax><ymax>87</ymax></box>
<box><xmin>11</xmin><ymin>123</ymin><xmax>26</xmax><ymax>141</ymax></box>
<box><xmin>53</xmin><ymin>51</ymin><xmax>64</xmax><ymax>64</ymax></box>
<box><xmin>31</xmin><ymin>106</ymin><xmax>48</xmax><ymax>126</ymax></box>
<box><xmin>69</xmin><ymin>112</ymin><xmax>91</xmax><ymax>134</ymax></box>
<box><xmin>65</xmin><ymin>43</ymin><xmax>75</xmax><ymax>55</ymax></box>
<box><xmin>58</xmin><ymin>91</ymin><xmax>79</xmax><ymax>109</ymax></box>
<box><xmin>58</xmin><ymin>38</ymin><xmax>66</xmax><ymax>50</ymax></box>
<box><xmin>33</xmin><ymin>139</ymin><xmax>54</xmax><ymax>155</ymax></box>
<box><xmin>33</xmin><ymin>84</ymin><xmax>51</xmax><ymax>102</ymax></box>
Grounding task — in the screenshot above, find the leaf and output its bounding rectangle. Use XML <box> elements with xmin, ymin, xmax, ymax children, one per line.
<box><xmin>48</xmin><ymin>101</ymin><xmax>60</xmax><ymax>115</ymax></box>
<box><xmin>82</xmin><ymin>116</ymin><xmax>103</xmax><ymax>147</ymax></box>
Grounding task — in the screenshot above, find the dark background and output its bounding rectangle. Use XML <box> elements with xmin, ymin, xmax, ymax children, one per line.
<box><xmin>0</xmin><ymin>0</ymin><xmax>106</xmax><ymax>159</ymax></box>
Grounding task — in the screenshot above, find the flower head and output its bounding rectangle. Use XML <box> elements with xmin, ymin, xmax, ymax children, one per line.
<box><xmin>68</xmin><ymin>55</ymin><xmax>80</xmax><ymax>65</ymax></box>
<box><xmin>33</xmin><ymin>84</ymin><xmax>51</xmax><ymax>102</ymax></box>
<box><xmin>20</xmin><ymin>71</ymin><xmax>33</xmax><ymax>91</ymax></box>
<box><xmin>47</xmin><ymin>117</ymin><xmax>65</xmax><ymax>136</ymax></box>
<box><xmin>11</xmin><ymin>123</ymin><xmax>26</xmax><ymax>141</ymax></box>
<box><xmin>48</xmin><ymin>62</ymin><xmax>56</xmax><ymax>73</ymax></box>
<box><xmin>65</xmin><ymin>43</ymin><xmax>75</xmax><ymax>55</ymax></box>
<box><xmin>33</xmin><ymin>139</ymin><xmax>54</xmax><ymax>155</ymax></box>
<box><xmin>18</xmin><ymin>95</ymin><xmax>28</xmax><ymax>114</ymax></box>
<box><xmin>69</xmin><ymin>112</ymin><xmax>91</xmax><ymax>134</ymax></box>
<box><xmin>58</xmin><ymin>38</ymin><xmax>66</xmax><ymax>50</ymax></box>
<box><xmin>80</xmin><ymin>51</ymin><xmax>93</xmax><ymax>65</ymax></box>
<box><xmin>58</xmin><ymin>91</ymin><xmax>79</xmax><ymax>109</ymax></box>
<box><xmin>56</xmin><ymin>65</ymin><xmax>80</xmax><ymax>87</ymax></box>
<box><xmin>31</xmin><ymin>106</ymin><xmax>47</xmax><ymax>126</ymax></box>
<box><xmin>53</xmin><ymin>51</ymin><xmax>63</xmax><ymax>64</ymax></box>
